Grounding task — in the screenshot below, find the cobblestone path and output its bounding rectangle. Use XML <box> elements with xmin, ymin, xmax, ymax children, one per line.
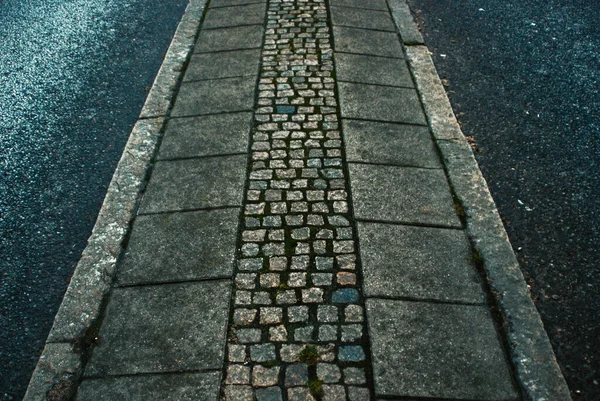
<box><xmin>223</xmin><ymin>0</ymin><xmax>373</xmax><ymax>399</ymax></box>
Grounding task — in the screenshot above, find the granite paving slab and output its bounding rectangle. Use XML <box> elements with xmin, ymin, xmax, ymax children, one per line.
<box><xmin>338</xmin><ymin>82</ymin><xmax>426</xmax><ymax>125</ymax></box>
<box><xmin>342</xmin><ymin>119</ymin><xmax>441</xmax><ymax>168</ymax></box>
<box><xmin>202</xmin><ymin>3</ymin><xmax>266</xmax><ymax>29</ymax></box>
<box><xmin>77</xmin><ymin>371</ymin><xmax>221</xmax><ymax>401</ymax></box>
<box><xmin>210</xmin><ymin>0</ymin><xmax>266</xmax><ymax>7</ymax></box>
<box><xmin>171</xmin><ymin>77</ymin><xmax>256</xmax><ymax>117</ymax></box>
<box><xmin>329</xmin><ymin>0</ymin><xmax>387</xmax><ymax>11</ymax></box>
<box><xmin>84</xmin><ymin>281</ymin><xmax>231</xmax><ymax>376</ymax></box>
<box><xmin>330</xmin><ymin>6</ymin><xmax>395</xmax><ymax>31</ymax></box>
<box><xmin>184</xmin><ymin>50</ymin><xmax>261</xmax><ymax>81</ymax></box>
<box><xmin>158</xmin><ymin>112</ymin><xmax>252</xmax><ymax>159</ymax></box>
<box><xmin>348</xmin><ymin>163</ymin><xmax>461</xmax><ymax>227</ymax></box>
<box><xmin>194</xmin><ymin>25</ymin><xmax>263</xmax><ymax>53</ymax></box>
<box><xmin>117</xmin><ymin>208</ymin><xmax>239</xmax><ymax>285</ymax></box>
<box><xmin>139</xmin><ymin>155</ymin><xmax>246</xmax><ymax>214</ymax></box>
<box><xmin>366</xmin><ymin>299</ymin><xmax>519</xmax><ymax>400</ymax></box>
<box><xmin>333</xmin><ymin>26</ymin><xmax>403</xmax><ymax>58</ymax></box>
<box><xmin>357</xmin><ymin>222</ymin><xmax>485</xmax><ymax>303</ymax></box>
<box><xmin>335</xmin><ymin>52</ymin><xmax>413</xmax><ymax>87</ymax></box>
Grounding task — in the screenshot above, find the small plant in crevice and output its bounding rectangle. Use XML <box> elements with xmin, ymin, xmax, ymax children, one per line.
<box><xmin>299</xmin><ymin>345</ymin><xmax>320</xmax><ymax>366</ymax></box>
<box><xmin>307</xmin><ymin>378</ymin><xmax>324</xmax><ymax>397</ymax></box>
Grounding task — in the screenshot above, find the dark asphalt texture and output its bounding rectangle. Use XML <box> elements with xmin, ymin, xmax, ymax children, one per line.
<box><xmin>0</xmin><ymin>0</ymin><xmax>187</xmax><ymax>398</ymax></box>
<box><xmin>409</xmin><ymin>0</ymin><xmax>599</xmax><ymax>399</ymax></box>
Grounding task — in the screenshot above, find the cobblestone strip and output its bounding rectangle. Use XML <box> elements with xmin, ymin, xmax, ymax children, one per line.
<box><xmin>222</xmin><ymin>1</ymin><xmax>373</xmax><ymax>400</ymax></box>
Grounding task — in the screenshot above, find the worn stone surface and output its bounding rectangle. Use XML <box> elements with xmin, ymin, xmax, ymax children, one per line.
<box><xmin>366</xmin><ymin>298</ymin><xmax>518</xmax><ymax>400</ymax></box>
<box><xmin>329</xmin><ymin>0</ymin><xmax>387</xmax><ymax>11</ymax></box>
<box><xmin>357</xmin><ymin>222</ymin><xmax>485</xmax><ymax>303</ymax></box>
<box><xmin>348</xmin><ymin>163</ymin><xmax>461</xmax><ymax>227</ymax></box>
<box><xmin>203</xmin><ymin>3</ymin><xmax>266</xmax><ymax>29</ymax></box>
<box><xmin>195</xmin><ymin>25</ymin><xmax>264</xmax><ymax>53</ymax></box>
<box><xmin>333</xmin><ymin>27</ymin><xmax>403</xmax><ymax>58</ymax></box>
<box><xmin>85</xmin><ymin>281</ymin><xmax>231</xmax><ymax>376</ymax></box>
<box><xmin>210</xmin><ymin>0</ymin><xmax>266</xmax><ymax>7</ymax></box>
<box><xmin>76</xmin><ymin>371</ymin><xmax>221</xmax><ymax>401</ymax></box>
<box><xmin>330</xmin><ymin>6</ymin><xmax>395</xmax><ymax>31</ymax></box>
<box><xmin>140</xmin><ymin>155</ymin><xmax>246</xmax><ymax>213</ymax></box>
<box><xmin>159</xmin><ymin>112</ymin><xmax>252</xmax><ymax>159</ymax></box>
<box><xmin>184</xmin><ymin>50</ymin><xmax>261</xmax><ymax>81</ymax></box>
<box><xmin>335</xmin><ymin>53</ymin><xmax>413</xmax><ymax>88</ymax></box>
<box><xmin>171</xmin><ymin>77</ymin><xmax>256</xmax><ymax>116</ymax></box>
<box><xmin>338</xmin><ymin>82</ymin><xmax>426</xmax><ymax>125</ymax></box>
<box><xmin>342</xmin><ymin>119</ymin><xmax>440</xmax><ymax>168</ymax></box>
<box><xmin>387</xmin><ymin>0</ymin><xmax>425</xmax><ymax>45</ymax></box>
<box><xmin>118</xmin><ymin>208</ymin><xmax>239</xmax><ymax>284</ymax></box>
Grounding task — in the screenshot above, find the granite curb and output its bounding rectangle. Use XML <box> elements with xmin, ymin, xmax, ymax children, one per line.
<box><xmin>23</xmin><ymin>0</ymin><xmax>208</xmax><ymax>399</ymax></box>
<box><xmin>391</xmin><ymin>1</ymin><xmax>571</xmax><ymax>399</ymax></box>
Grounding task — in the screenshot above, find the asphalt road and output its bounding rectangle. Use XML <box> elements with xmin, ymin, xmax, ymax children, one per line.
<box><xmin>0</xmin><ymin>0</ymin><xmax>187</xmax><ymax>398</ymax></box>
<box><xmin>409</xmin><ymin>0</ymin><xmax>599</xmax><ymax>399</ymax></box>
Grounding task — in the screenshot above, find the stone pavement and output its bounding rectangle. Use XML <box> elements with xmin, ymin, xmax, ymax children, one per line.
<box><xmin>26</xmin><ymin>0</ymin><xmax>570</xmax><ymax>400</ymax></box>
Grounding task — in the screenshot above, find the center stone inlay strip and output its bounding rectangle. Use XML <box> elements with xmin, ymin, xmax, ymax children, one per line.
<box><xmin>222</xmin><ymin>1</ymin><xmax>373</xmax><ymax>400</ymax></box>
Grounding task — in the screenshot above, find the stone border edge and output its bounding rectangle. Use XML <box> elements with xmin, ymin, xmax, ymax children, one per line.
<box><xmin>388</xmin><ymin>0</ymin><xmax>572</xmax><ymax>400</ymax></box>
<box><xmin>23</xmin><ymin>0</ymin><xmax>207</xmax><ymax>399</ymax></box>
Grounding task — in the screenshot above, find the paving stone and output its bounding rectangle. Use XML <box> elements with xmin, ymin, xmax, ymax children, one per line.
<box><xmin>171</xmin><ymin>77</ymin><xmax>255</xmax><ymax>116</ymax></box>
<box><xmin>366</xmin><ymin>299</ymin><xmax>519</xmax><ymax>399</ymax></box>
<box><xmin>332</xmin><ymin>288</ymin><xmax>359</xmax><ymax>303</ymax></box>
<box><xmin>343</xmin><ymin>368</ymin><xmax>366</xmax><ymax>385</ymax></box>
<box><xmin>330</xmin><ymin>6</ymin><xmax>395</xmax><ymax>31</ymax></box>
<box><xmin>288</xmin><ymin>388</ymin><xmax>316</xmax><ymax>401</ymax></box>
<box><xmin>339</xmin><ymin>346</ymin><xmax>365</xmax><ymax>362</ymax></box>
<box><xmin>256</xmin><ymin>387</ymin><xmax>283</xmax><ymax>401</ymax></box>
<box><xmin>184</xmin><ymin>50</ymin><xmax>261</xmax><ymax>82</ymax></box>
<box><xmin>210</xmin><ymin>0</ymin><xmax>266</xmax><ymax>7</ymax></box>
<box><xmin>195</xmin><ymin>25</ymin><xmax>263</xmax><ymax>53</ymax></box>
<box><xmin>338</xmin><ymin>52</ymin><xmax>411</xmax><ymax>88</ymax></box>
<box><xmin>76</xmin><ymin>371</ymin><xmax>220</xmax><ymax>401</ymax></box>
<box><xmin>118</xmin><ymin>209</ymin><xmax>238</xmax><ymax>285</ymax></box>
<box><xmin>322</xmin><ymin>385</ymin><xmax>346</xmax><ymax>401</ymax></box>
<box><xmin>226</xmin><ymin>364</ymin><xmax>251</xmax><ymax>384</ymax></box>
<box><xmin>342</xmin><ymin>119</ymin><xmax>440</xmax><ymax>168</ymax></box>
<box><xmin>250</xmin><ymin>344</ymin><xmax>277</xmax><ymax>362</ymax></box>
<box><xmin>348</xmin><ymin>163</ymin><xmax>461</xmax><ymax>227</ymax></box>
<box><xmin>317</xmin><ymin>363</ymin><xmax>342</xmax><ymax>383</ymax></box>
<box><xmin>358</xmin><ymin>222</ymin><xmax>485</xmax><ymax>303</ymax></box>
<box><xmin>285</xmin><ymin>364</ymin><xmax>309</xmax><ymax>387</ymax></box>
<box><xmin>288</xmin><ymin>306</ymin><xmax>309</xmax><ymax>323</ymax></box>
<box><xmin>347</xmin><ymin>386</ymin><xmax>370</xmax><ymax>401</ymax></box>
<box><xmin>253</xmin><ymin>366</ymin><xmax>280</xmax><ymax>387</ymax></box>
<box><xmin>85</xmin><ymin>281</ymin><xmax>230</xmax><ymax>376</ymax></box>
<box><xmin>330</xmin><ymin>0</ymin><xmax>387</xmax><ymax>10</ymax></box>
<box><xmin>224</xmin><ymin>385</ymin><xmax>253</xmax><ymax>401</ymax></box>
<box><xmin>237</xmin><ymin>328</ymin><xmax>262</xmax><ymax>343</ymax></box>
<box><xmin>203</xmin><ymin>3</ymin><xmax>266</xmax><ymax>29</ymax></box>
<box><xmin>338</xmin><ymin>82</ymin><xmax>426</xmax><ymax>125</ymax></box>
<box><xmin>333</xmin><ymin>27</ymin><xmax>403</xmax><ymax>58</ymax></box>
<box><xmin>140</xmin><ymin>155</ymin><xmax>246</xmax><ymax>213</ymax></box>
<box><xmin>159</xmin><ymin>113</ymin><xmax>252</xmax><ymax>159</ymax></box>
<box><xmin>228</xmin><ymin>344</ymin><xmax>247</xmax><ymax>363</ymax></box>
<box><xmin>318</xmin><ymin>325</ymin><xmax>338</xmax><ymax>341</ymax></box>
<box><xmin>341</xmin><ymin>325</ymin><xmax>363</xmax><ymax>342</ymax></box>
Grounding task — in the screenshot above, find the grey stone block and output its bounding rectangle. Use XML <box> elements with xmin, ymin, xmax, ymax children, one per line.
<box><xmin>118</xmin><ymin>208</ymin><xmax>239</xmax><ymax>285</ymax></box>
<box><xmin>366</xmin><ymin>299</ymin><xmax>518</xmax><ymax>400</ymax></box>
<box><xmin>330</xmin><ymin>6</ymin><xmax>395</xmax><ymax>31</ymax></box>
<box><xmin>159</xmin><ymin>112</ymin><xmax>252</xmax><ymax>159</ymax></box>
<box><xmin>333</xmin><ymin>27</ymin><xmax>403</xmax><ymax>58</ymax></box>
<box><xmin>330</xmin><ymin>0</ymin><xmax>387</xmax><ymax>11</ymax></box>
<box><xmin>348</xmin><ymin>163</ymin><xmax>461</xmax><ymax>227</ymax></box>
<box><xmin>335</xmin><ymin>53</ymin><xmax>413</xmax><ymax>87</ymax></box>
<box><xmin>85</xmin><ymin>281</ymin><xmax>231</xmax><ymax>376</ymax></box>
<box><xmin>76</xmin><ymin>371</ymin><xmax>220</xmax><ymax>401</ymax></box>
<box><xmin>203</xmin><ymin>3</ymin><xmax>266</xmax><ymax>29</ymax></box>
<box><xmin>140</xmin><ymin>155</ymin><xmax>246</xmax><ymax>213</ymax></box>
<box><xmin>338</xmin><ymin>82</ymin><xmax>426</xmax><ymax>125</ymax></box>
<box><xmin>171</xmin><ymin>77</ymin><xmax>256</xmax><ymax>116</ymax></box>
<box><xmin>342</xmin><ymin>119</ymin><xmax>440</xmax><ymax>168</ymax></box>
<box><xmin>184</xmin><ymin>50</ymin><xmax>261</xmax><ymax>81</ymax></box>
<box><xmin>357</xmin><ymin>222</ymin><xmax>484</xmax><ymax>303</ymax></box>
<box><xmin>195</xmin><ymin>25</ymin><xmax>263</xmax><ymax>53</ymax></box>
<box><xmin>210</xmin><ymin>0</ymin><xmax>265</xmax><ymax>7</ymax></box>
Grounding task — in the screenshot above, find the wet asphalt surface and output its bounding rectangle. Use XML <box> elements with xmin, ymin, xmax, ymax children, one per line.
<box><xmin>0</xmin><ymin>0</ymin><xmax>187</xmax><ymax>398</ymax></box>
<box><xmin>409</xmin><ymin>0</ymin><xmax>599</xmax><ymax>398</ymax></box>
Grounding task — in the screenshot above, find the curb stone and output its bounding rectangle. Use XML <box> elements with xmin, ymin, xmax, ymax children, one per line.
<box><xmin>23</xmin><ymin>0</ymin><xmax>207</xmax><ymax>398</ymax></box>
<box><xmin>390</xmin><ymin>1</ymin><xmax>571</xmax><ymax>399</ymax></box>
